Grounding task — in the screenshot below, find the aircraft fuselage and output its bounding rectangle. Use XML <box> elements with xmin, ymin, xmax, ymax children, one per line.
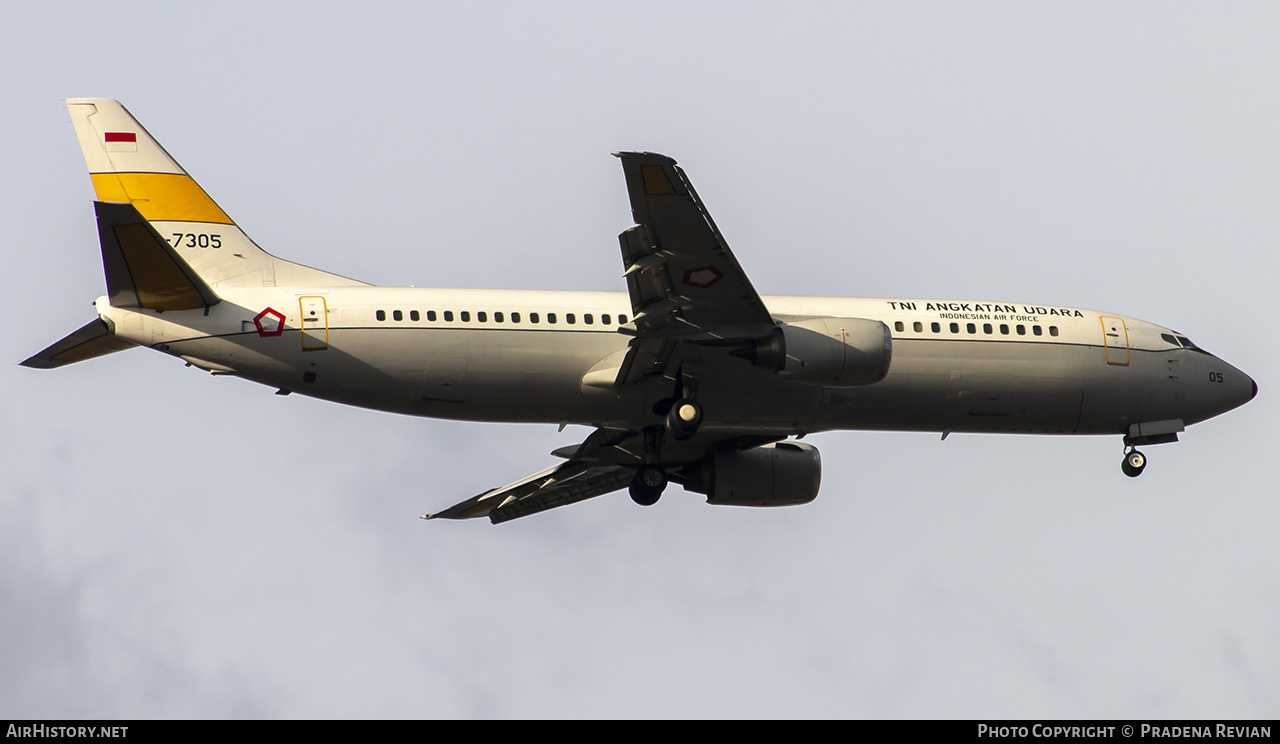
<box><xmin>94</xmin><ymin>287</ymin><xmax>1255</xmax><ymax>440</ymax></box>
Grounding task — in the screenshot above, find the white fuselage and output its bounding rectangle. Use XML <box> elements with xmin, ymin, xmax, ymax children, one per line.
<box><xmin>94</xmin><ymin>287</ymin><xmax>1256</xmax><ymax>440</ymax></box>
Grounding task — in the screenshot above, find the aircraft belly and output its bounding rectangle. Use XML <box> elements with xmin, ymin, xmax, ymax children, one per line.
<box><xmin>1075</xmin><ymin>349</ymin><xmax>1168</xmax><ymax>432</ymax></box>
<box><xmin>319</xmin><ymin>327</ymin><xmax>639</xmax><ymax>422</ymax></box>
<box><xmin>817</xmin><ymin>339</ymin><xmax>1090</xmax><ymax>434</ymax></box>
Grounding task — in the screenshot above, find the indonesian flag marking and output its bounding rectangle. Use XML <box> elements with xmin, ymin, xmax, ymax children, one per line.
<box><xmin>103</xmin><ymin>131</ymin><xmax>138</xmax><ymax>153</ymax></box>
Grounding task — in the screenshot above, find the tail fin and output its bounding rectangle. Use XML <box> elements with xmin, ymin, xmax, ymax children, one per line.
<box><xmin>67</xmin><ymin>98</ymin><xmax>366</xmax><ymax>289</ymax></box>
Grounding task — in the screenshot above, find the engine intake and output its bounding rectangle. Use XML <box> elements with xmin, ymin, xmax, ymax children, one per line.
<box><xmin>684</xmin><ymin>441</ymin><xmax>822</xmax><ymax>507</ymax></box>
<box><xmin>745</xmin><ymin>318</ymin><xmax>891</xmax><ymax>387</ymax></box>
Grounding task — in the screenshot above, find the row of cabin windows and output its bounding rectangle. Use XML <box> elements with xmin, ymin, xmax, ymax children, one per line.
<box><xmin>893</xmin><ymin>320</ymin><xmax>1059</xmax><ymax>337</ymax></box>
<box><xmin>374</xmin><ymin>309</ymin><xmax>628</xmax><ymax>326</ymax></box>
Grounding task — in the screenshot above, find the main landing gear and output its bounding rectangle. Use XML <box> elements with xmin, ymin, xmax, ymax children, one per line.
<box><xmin>663</xmin><ymin>371</ymin><xmax>704</xmax><ymax>441</ymax></box>
<box><xmin>1121</xmin><ymin>447</ymin><xmax>1147</xmax><ymax>478</ymax></box>
<box><xmin>666</xmin><ymin>398</ymin><xmax>703</xmax><ymax>440</ymax></box>
<box><xmin>629</xmin><ymin>465</ymin><xmax>667</xmax><ymax>506</ymax></box>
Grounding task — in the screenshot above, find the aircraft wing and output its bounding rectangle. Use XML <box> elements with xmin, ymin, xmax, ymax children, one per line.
<box><xmin>423</xmin><ymin>458</ymin><xmax>633</xmax><ymax>524</ymax></box>
<box><xmin>429</xmin><ymin>155</ymin><xmax>788</xmax><ymax>523</ymax></box>
<box><xmin>614</xmin><ymin>152</ymin><xmax>775</xmax><ymax>338</ymax></box>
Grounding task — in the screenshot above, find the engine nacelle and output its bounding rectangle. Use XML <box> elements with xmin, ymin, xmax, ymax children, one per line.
<box><xmin>747</xmin><ymin>317</ymin><xmax>891</xmax><ymax>387</ymax></box>
<box><xmin>684</xmin><ymin>442</ymin><xmax>822</xmax><ymax>507</ymax></box>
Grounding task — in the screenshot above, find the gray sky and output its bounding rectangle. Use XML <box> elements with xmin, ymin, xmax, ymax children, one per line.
<box><xmin>2</xmin><ymin>1</ymin><xmax>1276</xmax><ymax>718</ymax></box>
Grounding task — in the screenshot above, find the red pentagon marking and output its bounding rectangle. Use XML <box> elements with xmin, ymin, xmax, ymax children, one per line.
<box><xmin>682</xmin><ymin>266</ymin><xmax>724</xmax><ymax>288</ymax></box>
<box><xmin>254</xmin><ymin>307</ymin><xmax>287</xmax><ymax>337</ymax></box>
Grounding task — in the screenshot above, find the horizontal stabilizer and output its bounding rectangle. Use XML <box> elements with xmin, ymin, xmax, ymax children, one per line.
<box><xmin>95</xmin><ymin>201</ymin><xmax>220</xmax><ymax>310</ymax></box>
<box><xmin>21</xmin><ymin>319</ymin><xmax>135</xmax><ymax>369</ymax></box>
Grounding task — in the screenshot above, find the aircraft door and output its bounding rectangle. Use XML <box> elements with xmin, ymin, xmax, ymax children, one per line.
<box><xmin>1101</xmin><ymin>316</ymin><xmax>1129</xmax><ymax>365</ymax></box>
<box><xmin>300</xmin><ymin>296</ymin><xmax>329</xmax><ymax>350</ymax></box>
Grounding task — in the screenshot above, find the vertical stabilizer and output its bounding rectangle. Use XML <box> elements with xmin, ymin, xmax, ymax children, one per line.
<box><xmin>66</xmin><ymin>98</ymin><xmax>367</xmax><ymax>289</ymax></box>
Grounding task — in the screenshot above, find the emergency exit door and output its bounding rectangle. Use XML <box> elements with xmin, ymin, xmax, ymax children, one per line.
<box><xmin>1100</xmin><ymin>316</ymin><xmax>1129</xmax><ymax>365</ymax></box>
<box><xmin>300</xmin><ymin>296</ymin><xmax>329</xmax><ymax>350</ymax></box>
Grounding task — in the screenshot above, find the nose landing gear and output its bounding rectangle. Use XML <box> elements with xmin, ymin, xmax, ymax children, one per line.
<box><xmin>1121</xmin><ymin>448</ymin><xmax>1146</xmax><ymax>478</ymax></box>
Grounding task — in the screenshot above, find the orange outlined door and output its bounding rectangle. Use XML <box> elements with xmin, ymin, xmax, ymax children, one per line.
<box><xmin>300</xmin><ymin>296</ymin><xmax>329</xmax><ymax>350</ymax></box>
<box><xmin>1101</xmin><ymin>316</ymin><xmax>1129</xmax><ymax>365</ymax></box>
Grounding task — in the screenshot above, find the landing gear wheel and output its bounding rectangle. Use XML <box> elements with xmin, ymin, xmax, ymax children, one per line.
<box><xmin>1121</xmin><ymin>449</ymin><xmax>1146</xmax><ymax>478</ymax></box>
<box><xmin>666</xmin><ymin>398</ymin><xmax>703</xmax><ymax>440</ymax></box>
<box><xmin>629</xmin><ymin>466</ymin><xmax>667</xmax><ymax>506</ymax></box>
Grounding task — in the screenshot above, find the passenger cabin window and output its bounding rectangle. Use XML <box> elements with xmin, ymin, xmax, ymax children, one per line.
<box><xmin>950</xmin><ymin>322</ymin><xmax>959</xmax><ymax>333</ymax></box>
<box><xmin>967</xmin><ymin>323</ymin><xmax>976</xmax><ymax>334</ymax></box>
<box><xmin>477</xmin><ymin>311</ymin><xmax>487</xmax><ymax>322</ymax></box>
<box><xmin>999</xmin><ymin>324</ymin><xmax>1009</xmax><ymax>335</ymax></box>
<box><xmin>895</xmin><ymin>321</ymin><xmax>904</xmax><ymax>332</ymax></box>
<box><xmin>1033</xmin><ymin>325</ymin><xmax>1042</xmax><ymax>336</ymax></box>
<box><xmin>619</xmin><ymin>314</ymin><xmax>628</xmax><ymax>325</ymax></box>
<box><xmin>511</xmin><ymin>312</ymin><xmax>521</xmax><ymax>323</ymax></box>
<box><xmin>393</xmin><ymin>310</ymin><xmax>403</xmax><ymax>321</ymax></box>
<box><xmin>602</xmin><ymin>314</ymin><xmax>612</xmax><ymax>325</ymax></box>
<box><xmin>376</xmin><ymin>310</ymin><xmax>386</xmax><ymax>321</ymax></box>
<box><xmin>585</xmin><ymin>314</ymin><xmax>594</xmax><ymax>325</ymax></box>
<box><xmin>410</xmin><ymin>310</ymin><xmax>420</xmax><ymax>321</ymax></box>
<box><xmin>566</xmin><ymin>313</ymin><xmax>576</xmax><ymax>325</ymax></box>
<box><xmin>1016</xmin><ymin>324</ymin><xmax>1026</xmax><ymax>335</ymax></box>
<box><xmin>983</xmin><ymin>323</ymin><xmax>992</xmax><ymax>334</ymax></box>
<box><xmin>1049</xmin><ymin>326</ymin><xmax>1059</xmax><ymax>337</ymax></box>
<box><xmin>460</xmin><ymin>311</ymin><xmax>470</xmax><ymax>322</ymax></box>
<box><xmin>548</xmin><ymin>313</ymin><xmax>557</xmax><ymax>324</ymax></box>
<box><xmin>494</xmin><ymin>312</ymin><xmax>504</xmax><ymax>323</ymax></box>
<box><xmin>914</xmin><ymin>321</ymin><xmax>923</xmax><ymax>333</ymax></box>
<box><xmin>530</xmin><ymin>312</ymin><xmax>539</xmax><ymax>324</ymax></box>
<box><xmin>444</xmin><ymin>311</ymin><xmax>454</xmax><ymax>322</ymax></box>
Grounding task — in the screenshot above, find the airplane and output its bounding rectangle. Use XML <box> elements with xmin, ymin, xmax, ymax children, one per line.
<box><xmin>24</xmin><ymin>99</ymin><xmax>1257</xmax><ymax>524</ymax></box>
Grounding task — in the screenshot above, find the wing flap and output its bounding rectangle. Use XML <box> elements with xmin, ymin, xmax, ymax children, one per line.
<box><xmin>424</xmin><ymin>438</ymin><xmax>636</xmax><ymax>524</ymax></box>
<box><xmin>488</xmin><ymin>465</ymin><xmax>632</xmax><ymax>524</ymax></box>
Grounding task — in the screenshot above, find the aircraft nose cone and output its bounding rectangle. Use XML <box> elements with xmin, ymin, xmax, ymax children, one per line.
<box><xmin>1225</xmin><ymin>364</ymin><xmax>1257</xmax><ymax>412</ymax></box>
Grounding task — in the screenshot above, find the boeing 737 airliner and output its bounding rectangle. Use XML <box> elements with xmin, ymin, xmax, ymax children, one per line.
<box><xmin>24</xmin><ymin>99</ymin><xmax>1257</xmax><ymax>523</ymax></box>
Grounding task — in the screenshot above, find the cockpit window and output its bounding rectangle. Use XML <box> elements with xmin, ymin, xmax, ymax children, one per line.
<box><xmin>1165</xmin><ymin>332</ymin><xmax>1206</xmax><ymax>353</ymax></box>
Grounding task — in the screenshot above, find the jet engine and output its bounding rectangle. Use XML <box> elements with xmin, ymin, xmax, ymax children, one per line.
<box><xmin>683</xmin><ymin>441</ymin><xmax>822</xmax><ymax>507</ymax></box>
<box><xmin>742</xmin><ymin>318</ymin><xmax>891</xmax><ymax>387</ymax></box>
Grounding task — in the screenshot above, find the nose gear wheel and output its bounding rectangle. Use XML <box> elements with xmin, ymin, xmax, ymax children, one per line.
<box><xmin>1121</xmin><ymin>448</ymin><xmax>1146</xmax><ymax>478</ymax></box>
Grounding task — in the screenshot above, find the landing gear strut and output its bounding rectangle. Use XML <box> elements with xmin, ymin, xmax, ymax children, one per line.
<box><xmin>664</xmin><ymin>371</ymin><xmax>703</xmax><ymax>441</ymax></box>
<box><xmin>629</xmin><ymin>465</ymin><xmax>667</xmax><ymax>506</ymax></box>
<box><xmin>1121</xmin><ymin>448</ymin><xmax>1146</xmax><ymax>478</ymax></box>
